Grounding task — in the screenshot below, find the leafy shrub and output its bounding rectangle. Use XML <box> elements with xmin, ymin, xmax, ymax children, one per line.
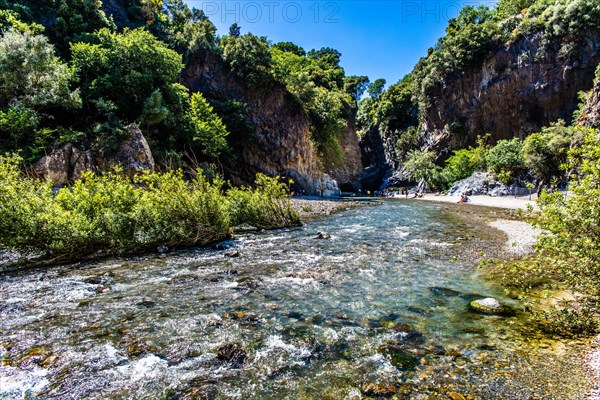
<box><xmin>227</xmin><ymin>174</ymin><xmax>301</xmax><ymax>229</ymax></box>
<box><xmin>486</xmin><ymin>138</ymin><xmax>524</xmax><ymax>182</ymax></box>
<box><xmin>187</xmin><ymin>92</ymin><xmax>229</xmax><ymax>160</ymax></box>
<box><xmin>523</xmin><ymin>120</ymin><xmax>575</xmax><ymax>180</ymax></box>
<box><xmin>220</xmin><ymin>32</ymin><xmax>272</xmax><ymax>85</ymax></box>
<box><xmin>431</xmin><ymin>135</ymin><xmax>490</xmax><ymax>190</ymax></box>
<box><xmin>404</xmin><ymin>149</ymin><xmax>440</xmax><ymax>187</ymax></box>
<box><xmin>492</xmin><ymin>128</ymin><xmax>600</xmax><ymax>338</ymax></box>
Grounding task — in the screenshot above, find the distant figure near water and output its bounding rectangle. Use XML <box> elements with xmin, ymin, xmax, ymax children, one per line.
<box><xmin>458</xmin><ymin>193</ymin><xmax>470</xmax><ymax>203</ymax></box>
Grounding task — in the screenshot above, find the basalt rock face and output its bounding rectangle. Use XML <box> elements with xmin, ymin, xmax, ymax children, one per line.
<box><xmin>578</xmin><ymin>72</ymin><xmax>600</xmax><ymax>129</ymax></box>
<box><xmin>359</xmin><ymin>126</ymin><xmax>406</xmax><ymax>191</ymax></box>
<box><xmin>181</xmin><ymin>51</ymin><xmax>345</xmax><ymax>196</ymax></box>
<box><xmin>422</xmin><ymin>30</ymin><xmax>600</xmax><ymax>154</ymax></box>
<box><xmin>31</xmin><ymin>143</ymin><xmax>93</xmax><ymax>186</ymax></box>
<box><xmin>360</xmin><ymin>127</ymin><xmax>389</xmax><ymax>191</ymax></box>
<box><xmin>31</xmin><ymin>124</ymin><xmax>154</xmax><ymax>185</ymax></box>
<box><xmin>329</xmin><ymin>113</ymin><xmax>363</xmax><ymax>192</ymax></box>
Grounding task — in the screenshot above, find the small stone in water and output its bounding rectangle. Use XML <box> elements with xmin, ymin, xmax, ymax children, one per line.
<box><xmin>361</xmin><ymin>382</ymin><xmax>397</xmax><ymax>397</ymax></box>
<box><xmin>84</xmin><ymin>276</ymin><xmax>104</xmax><ymax>285</ymax></box>
<box><xmin>449</xmin><ymin>392</ymin><xmax>467</xmax><ymax>400</ymax></box>
<box><xmin>316</xmin><ymin>231</ymin><xmax>331</xmax><ymax>239</ymax></box>
<box><xmin>157</xmin><ymin>245</ymin><xmax>169</xmax><ymax>254</ymax></box>
<box><xmin>469</xmin><ymin>297</ymin><xmax>511</xmax><ymax>315</ymax></box>
<box><xmin>224</xmin><ymin>251</ymin><xmax>241</xmax><ymax>258</ymax></box>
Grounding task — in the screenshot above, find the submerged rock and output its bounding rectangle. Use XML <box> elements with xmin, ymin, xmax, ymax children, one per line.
<box><xmin>157</xmin><ymin>245</ymin><xmax>169</xmax><ymax>254</ymax></box>
<box><xmin>224</xmin><ymin>251</ymin><xmax>241</xmax><ymax>258</ymax></box>
<box><xmin>379</xmin><ymin>342</ymin><xmax>419</xmax><ymax>370</ymax></box>
<box><xmin>469</xmin><ymin>298</ymin><xmax>512</xmax><ymax>315</ymax></box>
<box><xmin>316</xmin><ymin>231</ymin><xmax>331</xmax><ymax>239</ymax></box>
<box><xmin>216</xmin><ymin>343</ymin><xmax>246</xmax><ymax>368</ymax></box>
<box><xmin>449</xmin><ymin>392</ymin><xmax>467</xmax><ymax>400</ymax></box>
<box><xmin>361</xmin><ymin>382</ymin><xmax>397</xmax><ymax>397</ymax></box>
<box><xmin>429</xmin><ymin>286</ymin><xmax>461</xmax><ymax>297</ymax></box>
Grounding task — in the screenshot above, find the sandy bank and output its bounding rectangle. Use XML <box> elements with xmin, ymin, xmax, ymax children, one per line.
<box><xmin>487</xmin><ymin>219</ymin><xmax>541</xmax><ymax>256</ymax></box>
<box><xmin>415</xmin><ymin>193</ymin><xmax>538</xmax><ymax>210</ymax></box>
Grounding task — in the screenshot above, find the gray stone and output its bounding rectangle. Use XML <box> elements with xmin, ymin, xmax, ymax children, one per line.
<box><xmin>104</xmin><ymin>123</ymin><xmax>155</xmax><ymax>175</ymax></box>
<box><xmin>31</xmin><ymin>143</ymin><xmax>92</xmax><ymax>185</ymax></box>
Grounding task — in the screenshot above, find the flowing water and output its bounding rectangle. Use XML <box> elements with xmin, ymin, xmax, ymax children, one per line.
<box><xmin>0</xmin><ymin>200</ymin><xmax>596</xmax><ymax>399</ymax></box>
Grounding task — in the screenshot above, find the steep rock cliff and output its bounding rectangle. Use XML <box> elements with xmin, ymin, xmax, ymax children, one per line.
<box><xmin>422</xmin><ymin>30</ymin><xmax>600</xmax><ymax>154</ymax></box>
<box><xmin>578</xmin><ymin>69</ymin><xmax>600</xmax><ymax>129</ymax></box>
<box><xmin>359</xmin><ymin>126</ymin><xmax>403</xmax><ymax>190</ymax></box>
<box><xmin>328</xmin><ymin>113</ymin><xmax>363</xmax><ymax>192</ymax></box>
<box><xmin>182</xmin><ymin>51</ymin><xmax>345</xmax><ymax>196</ymax></box>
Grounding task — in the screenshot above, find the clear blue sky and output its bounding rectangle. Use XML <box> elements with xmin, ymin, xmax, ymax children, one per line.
<box><xmin>184</xmin><ymin>1</ymin><xmax>496</xmax><ymax>86</ymax></box>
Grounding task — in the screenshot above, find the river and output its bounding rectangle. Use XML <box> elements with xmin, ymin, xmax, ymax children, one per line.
<box><xmin>0</xmin><ymin>200</ymin><xmax>597</xmax><ymax>399</ymax></box>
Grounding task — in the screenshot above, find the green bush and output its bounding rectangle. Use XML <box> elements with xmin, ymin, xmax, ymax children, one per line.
<box><xmin>486</xmin><ymin>138</ymin><xmax>524</xmax><ymax>182</ymax></box>
<box><xmin>227</xmin><ymin>174</ymin><xmax>301</xmax><ymax>229</ymax></box>
<box><xmin>431</xmin><ymin>135</ymin><xmax>489</xmax><ymax>190</ymax></box>
<box><xmin>523</xmin><ymin>120</ymin><xmax>575</xmax><ymax>181</ymax></box>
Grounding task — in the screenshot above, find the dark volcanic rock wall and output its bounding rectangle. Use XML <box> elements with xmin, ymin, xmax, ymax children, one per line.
<box><xmin>359</xmin><ymin>126</ymin><xmax>401</xmax><ymax>191</ymax></box>
<box><xmin>422</xmin><ymin>30</ymin><xmax>600</xmax><ymax>154</ymax></box>
<box><xmin>181</xmin><ymin>51</ymin><xmax>338</xmax><ymax>195</ymax></box>
<box><xmin>328</xmin><ymin>113</ymin><xmax>364</xmax><ymax>191</ymax></box>
<box><xmin>578</xmin><ymin>70</ymin><xmax>600</xmax><ymax>129</ymax></box>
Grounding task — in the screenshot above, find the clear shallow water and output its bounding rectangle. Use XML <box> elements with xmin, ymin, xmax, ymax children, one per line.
<box><xmin>0</xmin><ymin>200</ymin><xmax>583</xmax><ymax>399</ymax></box>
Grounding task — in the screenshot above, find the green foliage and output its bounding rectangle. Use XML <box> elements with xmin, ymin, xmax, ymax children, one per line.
<box><xmin>367</xmin><ymin>79</ymin><xmax>386</xmax><ymax>99</ymax></box>
<box><xmin>0</xmin><ymin>30</ymin><xmax>80</xmax><ymax>110</ymax></box>
<box><xmin>187</xmin><ymin>92</ymin><xmax>229</xmax><ymax>160</ymax></box>
<box><xmin>517</xmin><ymin>128</ymin><xmax>600</xmax><ymax>337</ymax></box>
<box><xmin>375</xmin><ymin>75</ymin><xmax>418</xmax><ymax>131</ymax></box>
<box><xmin>270</xmin><ymin>45</ymin><xmax>352</xmax><ymax>167</ymax></box>
<box><xmin>308</xmin><ymin>47</ymin><xmax>342</xmax><ymax>70</ymax></box>
<box><xmin>227</xmin><ymin>174</ymin><xmax>300</xmax><ymax>229</ymax></box>
<box><xmin>150</xmin><ymin>0</ymin><xmax>217</xmax><ymax>55</ymax></box>
<box><xmin>273</xmin><ymin>41</ymin><xmax>306</xmax><ymax>56</ymax></box>
<box><xmin>394</xmin><ymin>126</ymin><xmax>420</xmax><ymax>162</ymax></box>
<box><xmin>486</xmin><ymin>138</ymin><xmax>524</xmax><ymax>181</ymax></box>
<box><xmin>71</xmin><ymin>28</ymin><xmax>183</xmax><ymax>121</ymax></box>
<box><xmin>220</xmin><ymin>32</ymin><xmax>272</xmax><ymax>85</ymax></box>
<box><xmin>536</xmin><ymin>128</ymin><xmax>600</xmax><ymax>272</ymax></box>
<box><xmin>52</xmin><ymin>0</ymin><xmax>115</xmax><ymax>54</ymax></box>
<box><xmin>523</xmin><ymin>120</ymin><xmax>575</xmax><ymax>180</ymax></box>
<box><xmin>433</xmin><ymin>135</ymin><xmax>490</xmax><ymax>189</ymax></box>
<box><xmin>490</xmin><ymin>128</ymin><xmax>600</xmax><ymax>338</ymax></box>
<box><xmin>344</xmin><ymin>75</ymin><xmax>369</xmax><ymax>103</ymax></box>
<box><xmin>0</xmin><ymin>9</ymin><xmax>43</xmax><ymax>33</ymax></box>
<box><xmin>209</xmin><ymin>99</ymin><xmax>255</xmax><ymax>153</ymax></box>
<box><xmin>0</xmin><ymin>29</ymin><xmax>80</xmax><ymax>158</ymax></box>
<box><xmin>404</xmin><ymin>149</ymin><xmax>440</xmax><ymax>186</ymax></box>
<box><xmin>0</xmin><ymin>154</ymin><xmax>299</xmax><ymax>263</ymax></box>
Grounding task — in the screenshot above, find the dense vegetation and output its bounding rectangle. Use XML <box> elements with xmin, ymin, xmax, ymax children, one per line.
<box><xmin>0</xmin><ymin>0</ymin><xmax>353</xmax><ymax>260</ymax></box>
<box><xmin>0</xmin><ymin>154</ymin><xmax>299</xmax><ymax>264</ymax></box>
<box><xmin>402</xmin><ymin>119</ymin><xmax>580</xmax><ymax>191</ymax></box>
